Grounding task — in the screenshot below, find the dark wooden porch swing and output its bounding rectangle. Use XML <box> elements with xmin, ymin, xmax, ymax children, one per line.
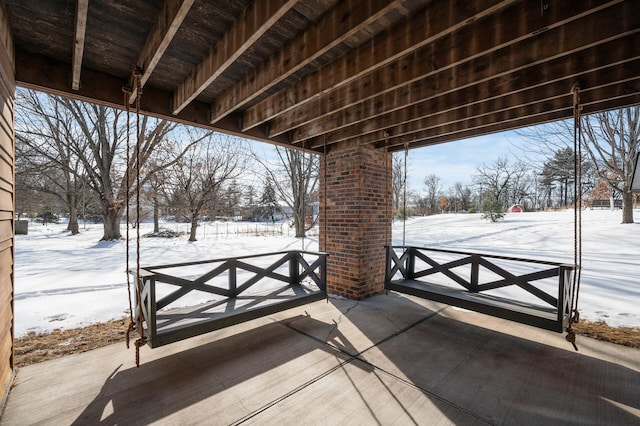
<box><xmin>129</xmin><ymin>250</ymin><xmax>327</xmax><ymax>349</ymax></box>
<box><xmin>383</xmin><ymin>83</ymin><xmax>584</xmax><ymax>340</ymax></box>
<box><xmin>123</xmin><ymin>73</ymin><xmax>327</xmax><ymax>362</ymax></box>
<box><xmin>384</xmin><ymin>246</ymin><xmax>576</xmax><ymax>332</ymax></box>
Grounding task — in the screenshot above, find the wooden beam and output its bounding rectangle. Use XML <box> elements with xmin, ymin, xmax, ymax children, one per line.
<box><xmin>356</xmin><ymin>75</ymin><xmax>640</xmax><ymax>150</ymax></box>
<box><xmin>129</xmin><ymin>0</ymin><xmax>195</xmax><ymax>103</ymax></box>
<box><xmin>209</xmin><ymin>0</ymin><xmax>406</xmax><ymax>124</ymax></box>
<box><xmin>14</xmin><ymin>51</ymin><xmax>298</xmax><ymax>150</ymax></box>
<box><xmin>241</xmin><ymin>0</ymin><xmax>516</xmax><ymax>131</ymax></box>
<box><xmin>380</xmin><ymin>91</ymin><xmax>640</xmax><ymax>152</ymax></box>
<box><xmin>71</xmin><ymin>0</ymin><xmax>89</xmax><ymax>91</ymax></box>
<box><xmin>315</xmin><ymin>38</ymin><xmax>640</xmax><ymax>147</ymax></box>
<box><xmin>171</xmin><ymin>0</ymin><xmax>298</xmax><ymax>115</ymax></box>
<box><xmin>0</xmin><ymin>1</ymin><xmax>13</xmax><ymax>67</ymax></box>
<box><xmin>290</xmin><ymin>1</ymin><xmax>637</xmax><ymax>143</ymax></box>
<box><xmin>285</xmin><ymin>0</ymin><xmax>629</xmax><ymax>141</ymax></box>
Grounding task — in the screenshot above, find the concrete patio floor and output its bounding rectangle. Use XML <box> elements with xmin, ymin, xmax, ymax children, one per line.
<box><xmin>2</xmin><ymin>292</ymin><xmax>639</xmax><ymax>425</ymax></box>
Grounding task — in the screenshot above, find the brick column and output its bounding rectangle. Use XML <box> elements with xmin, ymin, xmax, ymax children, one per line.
<box><xmin>319</xmin><ymin>141</ymin><xmax>392</xmax><ymax>299</ymax></box>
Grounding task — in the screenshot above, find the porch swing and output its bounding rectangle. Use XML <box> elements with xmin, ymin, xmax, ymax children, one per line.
<box><xmin>384</xmin><ymin>84</ymin><xmax>583</xmax><ymax>347</ymax></box>
<box><xmin>123</xmin><ymin>72</ymin><xmax>327</xmax><ymax>365</ymax></box>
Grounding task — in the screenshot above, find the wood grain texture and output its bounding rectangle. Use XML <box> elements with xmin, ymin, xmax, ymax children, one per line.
<box><xmin>128</xmin><ymin>0</ymin><xmax>196</xmax><ymax>102</ymax></box>
<box><xmin>171</xmin><ymin>0</ymin><xmax>297</xmax><ymax>114</ymax></box>
<box><xmin>288</xmin><ymin>0</ymin><xmax>636</xmax><ymax>143</ymax></box>
<box><xmin>4</xmin><ymin>0</ymin><xmax>638</xmax><ymax>153</ymax></box>
<box><xmin>242</xmin><ymin>0</ymin><xmax>515</xmax><ymax>132</ymax></box>
<box><xmin>209</xmin><ymin>0</ymin><xmax>406</xmax><ymax>123</ymax></box>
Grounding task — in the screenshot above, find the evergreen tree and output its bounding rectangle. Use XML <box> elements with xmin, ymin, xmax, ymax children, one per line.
<box><xmin>480</xmin><ymin>189</ymin><xmax>505</xmax><ymax>222</ymax></box>
<box><xmin>259</xmin><ymin>178</ymin><xmax>279</xmax><ymax>222</ymax></box>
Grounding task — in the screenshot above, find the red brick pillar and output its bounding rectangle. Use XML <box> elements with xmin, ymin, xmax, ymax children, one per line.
<box><xmin>319</xmin><ymin>141</ymin><xmax>392</xmax><ymax>299</ymax></box>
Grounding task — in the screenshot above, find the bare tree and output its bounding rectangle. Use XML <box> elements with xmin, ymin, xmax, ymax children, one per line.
<box><xmin>166</xmin><ymin>133</ymin><xmax>244</xmax><ymax>241</ymax></box>
<box><xmin>423</xmin><ymin>174</ymin><xmax>443</xmax><ymax>215</ymax></box>
<box><xmin>473</xmin><ymin>157</ymin><xmax>531</xmax><ymax>209</ymax></box>
<box><xmin>583</xmin><ymin>108</ymin><xmax>639</xmax><ymax>223</ymax></box>
<box><xmin>452</xmin><ymin>182</ymin><xmax>473</xmax><ymax>212</ymax></box>
<box><xmin>257</xmin><ymin>147</ymin><xmax>318</xmax><ymax>238</ymax></box>
<box><xmin>392</xmin><ymin>152</ymin><xmax>406</xmax><ymax>213</ymax></box>
<box><xmin>517</xmin><ymin>106</ymin><xmax>639</xmax><ymax>223</ymax></box>
<box><xmin>60</xmin><ymin>97</ymin><xmax>181</xmax><ymax>239</ymax></box>
<box><xmin>16</xmin><ymin>89</ymin><xmax>186</xmax><ymax>239</ymax></box>
<box><xmin>15</xmin><ymin>89</ymin><xmax>87</xmax><ymax>234</ymax></box>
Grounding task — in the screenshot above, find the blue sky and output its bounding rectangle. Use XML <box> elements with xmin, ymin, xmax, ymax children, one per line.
<box><xmin>248</xmin><ymin>128</ymin><xmax>529</xmax><ymax>194</ymax></box>
<box><xmin>405</xmin><ymin>130</ymin><xmax>524</xmax><ymax>191</ymax></box>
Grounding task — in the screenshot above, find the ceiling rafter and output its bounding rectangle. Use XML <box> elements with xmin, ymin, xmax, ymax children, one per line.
<box><xmin>344</xmin><ymin>70</ymin><xmax>640</xmax><ymax>150</ymax></box>
<box><xmin>129</xmin><ymin>0</ymin><xmax>195</xmax><ymax>103</ymax></box>
<box><xmin>14</xmin><ymin>51</ymin><xmax>294</xmax><ymax>149</ymax></box>
<box><xmin>171</xmin><ymin>0</ymin><xmax>299</xmax><ymax>115</ymax></box>
<box><xmin>241</xmin><ymin>0</ymin><xmax>516</xmax><ymax>132</ymax></box>
<box><xmin>71</xmin><ymin>0</ymin><xmax>89</xmax><ymax>91</ymax></box>
<box><xmin>209</xmin><ymin>0</ymin><xmax>406</xmax><ymax>124</ymax></box>
<box><xmin>314</xmin><ymin>38</ymin><xmax>640</xmax><ymax>148</ymax></box>
<box><xmin>380</xmin><ymin>92</ymin><xmax>640</xmax><ymax>152</ymax></box>
<box><xmin>7</xmin><ymin>0</ymin><xmax>639</xmax><ymax>154</ymax></box>
<box><xmin>289</xmin><ymin>0</ymin><xmax>637</xmax><ymax>144</ymax></box>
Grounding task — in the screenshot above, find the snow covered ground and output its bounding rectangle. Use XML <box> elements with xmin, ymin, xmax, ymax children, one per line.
<box><xmin>14</xmin><ymin>209</ymin><xmax>640</xmax><ymax>337</ymax></box>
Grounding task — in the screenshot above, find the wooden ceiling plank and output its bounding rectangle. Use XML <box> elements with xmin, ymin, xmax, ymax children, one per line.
<box><xmin>318</xmin><ymin>39</ymin><xmax>640</xmax><ymax>147</ymax></box>
<box><xmin>241</xmin><ymin>0</ymin><xmax>516</xmax><ymax>131</ymax></box>
<box><xmin>347</xmin><ymin>73</ymin><xmax>640</xmax><ymax>150</ymax></box>
<box><xmin>380</xmin><ymin>91</ymin><xmax>640</xmax><ymax>151</ymax></box>
<box><xmin>290</xmin><ymin>1</ymin><xmax>638</xmax><ymax>143</ymax></box>
<box><xmin>281</xmin><ymin>0</ymin><xmax>628</xmax><ymax>140</ymax></box>
<box><xmin>15</xmin><ymin>51</ymin><xmax>295</xmax><ymax>149</ymax></box>
<box><xmin>71</xmin><ymin>0</ymin><xmax>89</xmax><ymax>91</ymax></box>
<box><xmin>0</xmin><ymin>2</ymin><xmax>14</xmax><ymax>71</ymax></box>
<box><xmin>209</xmin><ymin>0</ymin><xmax>406</xmax><ymax>124</ymax></box>
<box><xmin>171</xmin><ymin>0</ymin><xmax>298</xmax><ymax>115</ymax></box>
<box><xmin>129</xmin><ymin>0</ymin><xmax>195</xmax><ymax>103</ymax></box>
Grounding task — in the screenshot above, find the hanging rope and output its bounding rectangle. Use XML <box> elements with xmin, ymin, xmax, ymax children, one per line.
<box><xmin>322</xmin><ymin>136</ymin><xmax>329</xmax><ymax>302</ymax></box>
<box><xmin>402</xmin><ymin>142</ymin><xmax>408</xmax><ymax>246</ymax></box>
<box><xmin>384</xmin><ymin>132</ymin><xmax>391</xmax><ymax>247</ymax></box>
<box><xmin>566</xmin><ymin>82</ymin><xmax>583</xmax><ymax>351</ymax></box>
<box><xmin>123</xmin><ymin>85</ymin><xmax>134</xmax><ymax>349</ymax></box>
<box><xmin>133</xmin><ymin>68</ymin><xmax>147</xmax><ymax>365</ymax></box>
<box><xmin>123</xmin><ymin>69</ymin><xmax>147</xmax><ymax>366</ymax></box>
<box><xmin>323</xmin><ymin>135</ymin><xmax>328</xmax><ymax>253</ymax></box>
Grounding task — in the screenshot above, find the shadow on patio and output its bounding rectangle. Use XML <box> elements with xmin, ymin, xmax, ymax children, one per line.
<box><xmin>3</xmin><ymin>293</ymin><xmax>640</xmax><ymax>425</ymax></box>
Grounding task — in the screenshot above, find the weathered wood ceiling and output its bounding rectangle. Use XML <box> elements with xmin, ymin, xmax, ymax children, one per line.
<box><xmin>3</xmin><ymin>0</ymin><xmax>639</xmax><ymax>152</ymax></box>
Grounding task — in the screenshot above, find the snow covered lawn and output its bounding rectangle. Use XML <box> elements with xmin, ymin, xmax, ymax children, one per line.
<box><xmin>14</xmin><ymin>209</ymin><xmax>640</xmax><ymax>337</ymax></box>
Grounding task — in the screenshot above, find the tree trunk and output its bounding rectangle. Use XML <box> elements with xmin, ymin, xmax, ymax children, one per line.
<box><xmin>101</xmin><ymin>200</ymin><xmax>122</xmax><ymax>240</ymax></box>
<box><xmin>294</xmin><ymin>212</ymin><xmax>305</xmax><ymax>237</ymax></box>
<box><xmin>189</xmin><ymin>216</ymin><xmax>198</xmax><ymax>241</ymax></box>
<box><xmin>153</xmin><ymin>195</ymin><xmax>160</xmax><ymax>233</ymax></box>
<box><xmin>67</xmin><ymin>206</ymin><xmax>79</xmax><ymax>235</ymax></box>
<box><xmin>66</xmin><ymin>193</ymin><xmax>79</xmax><ymax>235</ymax></box>
<box><xmin>621</xmin><ymin>190</ymin><xmax>634</xmax><ymax>223</ymax></box>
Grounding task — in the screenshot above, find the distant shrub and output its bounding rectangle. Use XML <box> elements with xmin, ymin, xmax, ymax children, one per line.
<box><xmin>480</xmin><ymin>192</ymin><xmax>505</xmax><ymax>222</ymax></box>
<box><xmin>396</xmin><ymin>207</ymin><xmax>408</xmax><ymax>220</ymax></box>
<box><xmin>35</xmin><ymin>212</ymin><xmax>59</xmax><ymax>224</ymax></box>
<box><xmin>143</xmin><ymin>228</ymin><xmax>183</xmax><ymax>238</ymax></box>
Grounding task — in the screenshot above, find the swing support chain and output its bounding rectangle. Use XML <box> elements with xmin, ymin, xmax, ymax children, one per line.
<box><xmin>566</xmin><ymin>82</ymin><xmax>584</xmax><ymax>351</ymax></box>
